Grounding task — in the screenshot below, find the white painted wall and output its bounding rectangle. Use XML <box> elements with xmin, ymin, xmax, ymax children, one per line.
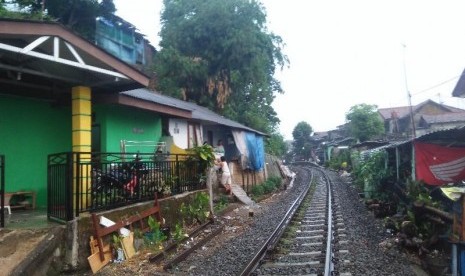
<box><xmin>169</xmin><ymin>118</ymin><xmax>188</xmax><ymax>149</ymax></box>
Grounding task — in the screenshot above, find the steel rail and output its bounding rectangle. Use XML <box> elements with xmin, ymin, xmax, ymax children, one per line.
<box><xmin>238</xmin><ymin>167</ymin><xmax>314</xmax><ymax>276</ymax></box>
<box><xmin>323</xmin><ymin>172</ymin><xmax>334</xmax><ymax>276</ymax></box>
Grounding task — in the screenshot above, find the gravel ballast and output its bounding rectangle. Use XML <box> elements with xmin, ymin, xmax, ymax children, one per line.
<box><xmin>165</xmin><ymin>166</ymin><xmax>428</xmax><ymax>276</ymax></box>
<box><xmin>91</xmin><ymin>165</ymin><xmax>432</xmax><ymax>275</ymax></box>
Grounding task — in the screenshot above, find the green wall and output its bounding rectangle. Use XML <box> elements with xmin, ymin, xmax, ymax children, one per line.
<box><xmin>0</xmin><ymin>98</ymin><xmax>162</xmax><ymax>209</ymax></box>
<box><xmin>0</xmin><ymin>95</ymin><xmax>71</xmax><ymax>209</ymax></box>
<box><xmin>94</xmin><ymin>105</ymin><xmax>162</xmax><ymax>154</ymax></box>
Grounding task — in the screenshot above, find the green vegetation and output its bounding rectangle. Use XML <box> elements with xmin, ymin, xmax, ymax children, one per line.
<box><xmin>171</xmin><ymin>223</ymin><xmax>188</xmax><ymax>244</ymax></box>
<box><xmin>250</xmin><ymin>176</ymin><xmax>282</xmax><ymax>200</ymax></box>
<box><xmin>214</xmin><ymin>194</ymin><xmax>229</xmax><ymax>212</ymax></box>
<box><xmin>111</xmin><ymin>233</ymin><xmax>123</xmax><ymax>249</ymax></box>
<box><xmin>352</xmin><ymin>151</ymin><xmax>447</xmax><ymax>247</ymax></box>
<box><xmin>292</xmin><ymin>121</ymin><xmax>313</xmax><ymax>161</ymax></box>
<box><xmin>2</xmin><ymin>0</ymin><xmax>116</xmax><ymax>40</ymax></box>
<box><xmin>326</xmin><ymin>148</ymin><xmax>351</xmax><ymax>171</ymax></box>
<box><xmin>180</xmin><ymin>192</ymin><xmax>210</xmax><ymax>225</ymax></box>
<box><xmin>351</xmin><ymin>151</ymin><xmax>391</xmax><ymax>199</ymax></box>
<box><xmin>345</xmin><ymin>103</ymin><xmax>384</xmax><ymax>142</ymax></box>
<box><xmin>144</xmin><ymin>216</ymin><xmax>167</xmax><ymax>249</ymax></box>
<box><xmin>156</xmin><ymin>0</ymin><xmax>288</xmax><ymax>134</ymax></box>
<box><xmin>187</xmin><ymin>143</ymin><xmax>216</xmax><ymax>168</ymax></box>
<box><xmin>266</xmin><ymin>133</ymin><xmax>288</xmax><ymax>157</ymax></box>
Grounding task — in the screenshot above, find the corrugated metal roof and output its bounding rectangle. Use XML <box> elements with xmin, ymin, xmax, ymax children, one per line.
<box><xmin>121</xmin><ymin>88</ymin><xmax>268</xmax><ymax>136</ymax></box>
<box><xmin>122</xmin><ymin>89</ymin><xmax>194</xmax><ymax>112</ymax></box>
<box><xmin>358</xmin><ymin>127</ymin><xmax>465</xmax><ymax>158</ymax></box>
<box><xmin>414</xmin><ymin>126</ymin><xmax>465</xmax><ymax>147</ymax></box>
<box><xmin>381</xmin><ymin>127</ymin><xmax>465</xmax><ymax>149</ymax></box>
<box><xmin>351</xmin><ymin>141</ymin><xmax>390</xmax><ymax>149</ymax></box>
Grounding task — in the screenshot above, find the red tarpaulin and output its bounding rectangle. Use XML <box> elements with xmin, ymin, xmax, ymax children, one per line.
<box><xmin>415</xmin><ymin>141</ymin><xmax>465</xmax><ymax>185</ymax></box>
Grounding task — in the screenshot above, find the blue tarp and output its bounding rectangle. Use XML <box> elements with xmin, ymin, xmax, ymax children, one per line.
<box><xmin>246</xmin><ymin>132</ymin><xmax>265</xmax><ymax>171</ymax></box>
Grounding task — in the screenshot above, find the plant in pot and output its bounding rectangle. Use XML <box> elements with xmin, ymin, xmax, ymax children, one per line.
<box><xmin>111</xmin><ymin>234</ymin><xmax>125</xmax><ymax>263</ymax></box>
<box><xmin>144</xmin><ymin>216</ymin><xmax>167</xmax><ymax>251</ymax></box>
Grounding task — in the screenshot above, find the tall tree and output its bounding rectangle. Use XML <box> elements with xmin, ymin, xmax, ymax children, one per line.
<box><xmin>155</xmin><ymin>0</ymin><xmax>288</xmax><ymax>133</ymax></box>
<box><xmin>345</xmin><ymin>103</ymin><xmax>384</xmax><ymax>142</ymax></box>
<box><xmin>292</xmin><ymin>121</ymin><xmax>313</xmax><ymax>161</ymax></box>
<box><xmin>266</xmin><ymin>133</ymin><xmax>287</xmax><ymax>157</ymax></box>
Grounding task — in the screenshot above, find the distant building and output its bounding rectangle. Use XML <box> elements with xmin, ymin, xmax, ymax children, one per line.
<box><xmin>95</xmin><ymin>15</ymin><xmax>156</xmax><ymax>74</ymax></box>
<box><xmin>378</xmin><ymin>99</ymin><xmax>465</xmax><ymax>138</ymax></box>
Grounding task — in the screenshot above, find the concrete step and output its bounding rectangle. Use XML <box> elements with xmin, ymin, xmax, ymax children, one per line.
<box><xmin>230</xmin><ymin>183</ymin><xmax>255</xmax><ymax>206</ymax></box>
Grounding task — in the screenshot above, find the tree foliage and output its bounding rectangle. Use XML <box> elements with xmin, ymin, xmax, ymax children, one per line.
<box><xmin>265</xmin><ymin>132</ymin><xmax>287</xmax><ymax>157</ymax></box>
<box><xmin>155</xmin><ymin>0</ymin><xmax>288</xmax><ymax>133</ymax></box>
<box><xmin>292</xmin><ymin>121</ymin><xmax>313</xmax><ymax>161</ymax></box>
<box><xmin>3</xmin><ymin>0</ymin><xmax>116</xmax><ymax>40</ymax></box>
<box><xmin>345</xmin><ymin>103</ymin><xmax>384</xmax><ymax>142</ymax></box>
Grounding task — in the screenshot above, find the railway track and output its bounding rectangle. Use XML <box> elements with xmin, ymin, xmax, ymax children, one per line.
<box><xmin>241</xmin><ymin>166</ymin><xmax>352</xmax><ymax>276</ymax></box>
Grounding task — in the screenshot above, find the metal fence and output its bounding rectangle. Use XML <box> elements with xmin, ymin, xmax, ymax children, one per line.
<box><xmin>0</xmin><ymin>155</ymin><xmax>4</xmax><ymax>227</ymax></box>
<box><xmin>47</xmin><ymin>152</ymin><xmax>205</xmax><ymax>223</ymax></box>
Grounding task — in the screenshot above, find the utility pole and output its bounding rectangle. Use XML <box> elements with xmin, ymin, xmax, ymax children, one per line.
<box><xmin>402</xmin><ymin>43</ymin><xmax>416</xmax><ymax>139</ymax></box>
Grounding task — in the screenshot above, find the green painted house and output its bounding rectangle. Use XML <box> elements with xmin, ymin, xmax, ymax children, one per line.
<box><xmin>0</xmin><ymin>19</ymin><xmax>152</xmax><ymax>211</ymax></box>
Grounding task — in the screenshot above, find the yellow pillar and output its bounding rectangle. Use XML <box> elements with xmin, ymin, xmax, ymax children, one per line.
<box><xmin>72</xmin><ymin>86</ymin><xmax>92</xmax><ymax>152</ymax></box>
<box><xmin>72</xmin><ymin>86</ymin><xmax>92</xmax><ymax>209</ymax></box>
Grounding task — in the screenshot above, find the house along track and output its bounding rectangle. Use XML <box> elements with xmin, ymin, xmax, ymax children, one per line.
<box><xmin>241</xmin><ymin>166</ymin><xmax>352</xmax><ymax>276</ymax></box>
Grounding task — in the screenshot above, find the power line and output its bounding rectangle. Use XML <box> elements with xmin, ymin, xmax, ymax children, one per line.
<box><xmin>411</xmin><ymin>74</ymin><xmax>461</xmax><ymax>96</ymax></box>
<box><xmin>382</xmin><ymin>73</ymin><xmax>462</xmax><ymax>105</ymax></box>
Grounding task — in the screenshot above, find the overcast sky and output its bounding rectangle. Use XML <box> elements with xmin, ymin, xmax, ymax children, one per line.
<box><xmin>113</xmin><ymin>0</ymin><xmax>465</xmax><ymax>140</ymax></box>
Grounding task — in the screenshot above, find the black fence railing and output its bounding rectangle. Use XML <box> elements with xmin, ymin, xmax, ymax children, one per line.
<box><xmin>48</xmin><ymin>152</ymin><xmax>73</xmax><ymax>222</ymax></box>
<box><xmin>48</xmin><ymin>152</ymin><xmax>205</xmax><ymax>222</ymax></box>
<box><xmin>0</xmin><ymin>155</ymin><xmax>4</xmax><ymax>228</ymax></box>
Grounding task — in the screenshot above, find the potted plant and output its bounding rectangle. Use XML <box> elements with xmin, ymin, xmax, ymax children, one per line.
<box><xmin>111</xmin><ymin>234</ymin><xmax>125</xmax><ymax>263</ymax></box>
<box><xmin>144</xmin><ymin>216</ymin><xmax>167</xmax><ymax>251</ymax></box>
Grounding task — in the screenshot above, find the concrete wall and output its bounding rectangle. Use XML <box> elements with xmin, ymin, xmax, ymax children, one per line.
<box><xmin>169</xmin><ymin>118</ymin><xmax>188</xmax><ymax>149</ymax></box>
<box><xmin>73</xmin><ymin>190</ymin><xmax>208</xmax><ymax>271</ymax></box>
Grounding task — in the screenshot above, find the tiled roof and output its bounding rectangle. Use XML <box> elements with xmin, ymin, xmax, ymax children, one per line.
<box><xmin>378</xmin><ymin>106</ymin><xmax>411</xmax><ymax>120</ymax></box>
<box><xmin>378</xmin><ymin>99</ymin><xmax>465</xmax><ymax>120</ymax></box>
<box><xmin>313</xmin><ymin>131</ymin><xmax>328</xmax><ymax>137</ymax></box>
<box><xmin>421</xmin><ymin>113</ymin><xmax>465</xmax><ymax>124</ymax></box>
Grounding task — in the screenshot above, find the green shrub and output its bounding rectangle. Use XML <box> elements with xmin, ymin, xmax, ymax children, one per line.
<box><xmin>180</xmin><ymin>192</ymin><xmax>210</xmax><ymax>225</ymax></box>
<box><xmin>268</xmin><ymin>177</ymin><xmax>282</xmax><ymax>189</ymax></box>
<box><xmin>214</xmin><ymin>195</ymin><xmax>229</xmax><ymax>212</ymax></box>
<box><xmin>263</xmin><ymin>181</ymin><xmax>276</xmax><ymax>193</ymax></box>
<box><xmin>251</xmin><ymin>185</ymin><xmax>264</xmax><ymax>197</ymax></box>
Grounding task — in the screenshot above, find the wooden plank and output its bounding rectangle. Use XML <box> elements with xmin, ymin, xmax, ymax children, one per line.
<box><xmin>121</xmin><ymin>232</ymin><xmax>136</xmax><ymax>259</ymax></box>
<box><xmin>87</xmin><ymin>244</ymin><xmax>111</xmax><ymax>274</ymax></box>
<box><xmin>91</xmin><ymin>194</ymin><xmax>162</xmax><ymax>261</ymax></box>
<box><xmin>89</xmin><ymin>236</ymin><xmax>99</xmax><ymax>255</ymax></box>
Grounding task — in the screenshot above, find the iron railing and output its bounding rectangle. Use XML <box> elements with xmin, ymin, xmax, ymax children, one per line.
<box><xmin>0</xmin><ymin>155</ymin><xmax>4</xmax><ymax>227</ymax></box>
<box><xmin>48</xmin><ymin>152</ymin><xmax>205</xmax><ymax>222</ymax></box>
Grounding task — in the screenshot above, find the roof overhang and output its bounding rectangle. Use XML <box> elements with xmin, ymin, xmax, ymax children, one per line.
<box><xmin>452</xmin><ymin>68</ymin><xmax>465</xmax><ymax>98</ymax></box>
<box><xmin>0</xmin><ymin>19</ymin><xmax>150</xmax><ymax>100</ymax></box>
<box><xmin>94</xmin><ymin>93</ymin><xmax>192</xmax><ymax>119</ymax></box>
